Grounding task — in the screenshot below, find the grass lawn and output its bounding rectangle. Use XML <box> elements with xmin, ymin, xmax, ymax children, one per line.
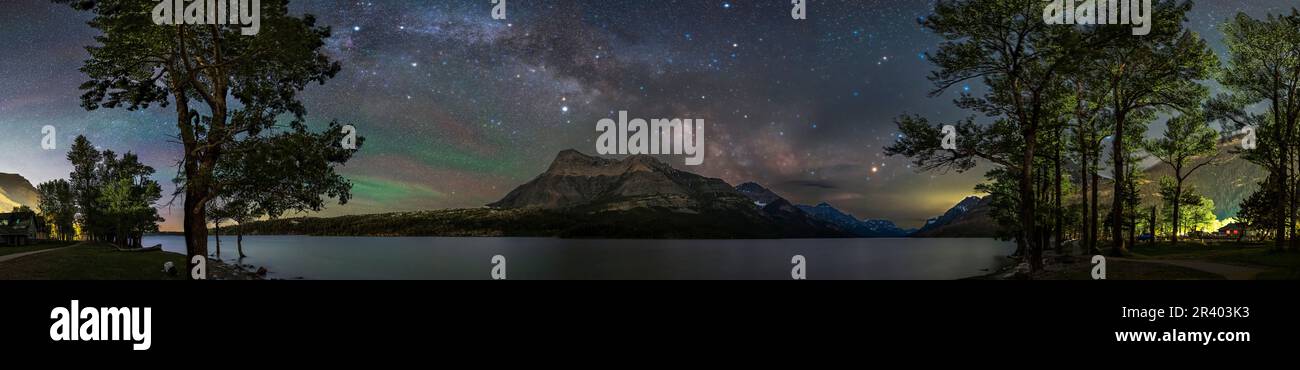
<box><xmin>1035</xmin><ymin>259</ymin><xmax>1226</xmax><ymax>280</ymax></box>
<box><xmin>1210</xmin><ymin>249</ymin><xmax>1300</xmax><ymax>280</ymax></box>
<box><xmin>0</xmin><ymin>240</ymin><xmax>77</xmax><ymax>257</ymax></box>
<box><xmin>1126</xmin><ymin>240</ymin><xmax>1267</xmax><ymax>259</ymax></box>
<box><xmin>0</xmin><ymin>242</ymin><xmax>187</xmax><ymax>280</ymax></box>
<box><xmin>1127</xmin><ymin>240</ymin><xmax>1300</xmax><ymax>280</ymax></box>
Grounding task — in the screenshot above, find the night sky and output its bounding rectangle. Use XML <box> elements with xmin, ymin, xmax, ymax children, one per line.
<box><xmin>0</xmin><ymin>0</ymin><xmax>1294</xmax><ymax>231</ymax></box>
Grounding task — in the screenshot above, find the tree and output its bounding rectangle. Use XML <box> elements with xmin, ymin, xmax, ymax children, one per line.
<box><xmin>206</xmin><ymin>199</ymin><xmax>227</xmax><ymax>257</ymax></box>
<box><xmin>219</xmin><ymin>199</ymin><xmax>255</xmax><ymax>258</ymax></box>
<box><xmin>208</xmin><ymin>122</ymin><xmax>362</xmax><ymax>259</ymax></box>
<box><xmin>45</xmin><ymin>136</ymin><xmax>163</xmax><ymax>246</ymax></box>
<box><xmin>36</xmin><ymin>179</ymin><xmax>77</xmax><ymax>241</ymax></box>
<box><xmin>1210</xmin><ymin>10</ymin><xmax>1300</xmax><ymax>251</ymax></box>
<box><xmin>888</xmin><ymin>0</ymin><xmax>1108</xmax><ymax>273</ymax></box>
<box><xmin>1144</xmin><ymin>113</ymin><xmax>1220</xmax><ymax>244</ymax></box>
<box><xmin>1064</xmin><ymin>74</ymin><xmax>1110</xmax><ymax>254</ymax></box>
<box><xmin>61</xmin><ymin>0</ymin><xmax>362</xmax><ymax>274</ymax></box>
<box><xmin>1093</xmin><ymin>0</ymin><xmax>1216</xmax><ymax>256</ymax></box>
<box><xmin>1238</xmin><ymin>177</ymin><xmax>1281</xmax><ymax>240</ymax></box>
<box><xmin>67</xmin><ymin>135</ymin><xmax>102</xmax><ymax>241</ymax></box>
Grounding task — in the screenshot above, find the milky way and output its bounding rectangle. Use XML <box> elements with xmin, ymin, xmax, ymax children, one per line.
<box><xmin>0</xmin><ymin>0</ymin><xmax>1293</xmax><ymax>230</ymax></box>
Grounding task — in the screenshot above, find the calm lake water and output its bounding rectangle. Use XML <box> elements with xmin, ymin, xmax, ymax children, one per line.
<box><xmin>143</xmin><ymin>235</ymin><xmax>1015</xmax><ymax>280</ymax></box>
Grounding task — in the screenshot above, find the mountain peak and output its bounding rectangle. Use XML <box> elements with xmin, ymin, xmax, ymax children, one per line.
<box><xmin>0</xmin><ymin>172</ymin><xmax>40</xmax><ymax>211</ymax></box>
<box><xmin>554</xmin><ymin>148</ymin><xmax>592</xmax><ymax>160</ymax></box>
<box><xmin>912</xmin><ymin>195</ymin><xmax>997</xmax><ymax>237</ymax></box>
<box><xmin>490</xmin><ymin>150</ymin><xmax>740</xmax><ymax>210</ymax></box>
<box><xmin>734</xmin><ymin>182</ymin><xmax>783</xmax><ymax>206</ymax></box>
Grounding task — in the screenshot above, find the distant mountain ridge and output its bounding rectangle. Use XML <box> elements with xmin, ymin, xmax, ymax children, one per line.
<box><xmin>489</xmin><ymin>149</ymin><xmax>746</xmax><ymax>212</ymax></box>
<box><xmin>485</xmin><ymin>150</ymin><xmax>847</xmax><ymax>238</ymax></box>
<box><xmin>911</xmin><ymin>195</ymin><xmax>999</xmax><ymax>238</ymax></box>
<box><xmin>0</xmin><ymin>173</ymin><xmax>40</xmax><ymax>211</ymax></box>
<box><xmin>796</xmin><ymin>203</ymin><xmax>915</xmax><ymax>237</ymax></box>
<box><xmin>731</xmin><ymin>182</ymin><xmax>852</xmax><ymax>237</ymax></box>
<box><xmin>236</xmin><ymin>150</ymin><xmax>890</xmax><ymax>238</ymax></box>
<box><xmin>1135</xmin><ymin>138</ymin><xmax>1264</xmax><ymax>219</ymax></box>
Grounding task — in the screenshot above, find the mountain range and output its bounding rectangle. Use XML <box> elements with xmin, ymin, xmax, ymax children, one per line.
<box><xmin>486</xmin><ymin>150</ymin><xmax>848</xmax><ymax>237</ymax></box>
<box><xmin>0</xmin><ymin>173</ymin><xmax>39</xmax><ymax>211</ymax></box>
<box><xmin>910</xmin><ymin>195</ymin><xmax>998</xmax><ymax>238</ymax></box>
<box><xmin>233</xmin><ymin>150</ymin><xmax>946</xmax><ymax>238</ymax></box>
<box><xmin>796</xmin><ymin>202</ymin><xmax>915</xmax><ymax>237</ymax></box>
<box><xmin>4</xmin><ymin>151</ymin><xmax>1011</xmax><ymax>239</ymax></box>
<box><xmin>11</xmin><ymin>145</ymin><xmax>1261</xmax><ymax>239</ymax></box>
<box><xmin>907</xmin><ymin>138</ymin><xmax>1268</xmax><ymax>238</ymax></box>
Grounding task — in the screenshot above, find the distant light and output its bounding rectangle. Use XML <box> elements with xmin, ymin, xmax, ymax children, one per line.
<box><xmin>561</xmin><ymin>106</ymin><xmax>569</xmax><ymax>113</ymax></box>
<box><xmin>353</xmin><ymin>26</ymin><xmax>361</xmax><ymax>32</ymax></box>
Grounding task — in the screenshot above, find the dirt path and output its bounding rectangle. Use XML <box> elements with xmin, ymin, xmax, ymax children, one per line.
<box><xmin>1111</xmin><ymin>257</ymin><xmax>1269</xmax><ymax>280</ymax></box>
<box><xmin>0</xmin><ymin>244</ymin><xmax>80</xmax><ymax>263</ymax></box>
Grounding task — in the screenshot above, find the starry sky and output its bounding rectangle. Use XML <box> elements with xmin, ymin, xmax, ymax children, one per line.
<box><xmin>0</xmin><ymin>0</ymin><xmax>1294</xmax><ymax>231</ymax></box>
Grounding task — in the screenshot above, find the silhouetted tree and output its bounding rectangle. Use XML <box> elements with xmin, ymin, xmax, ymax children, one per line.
<box><xmin>1144</xmin><ymin>113</ymin><xmax>1220</xmax><ymax>244</ymax></box>
<box><xmin>1091</xmin><ymin>0</ymin><xmax>1216</xmax><ymax>256</ymax></box>
<box><xmin>1210</xmin><ymin>10</ymin><xmax>1300</xmax><ymax>251</ymax></box>
<box><xmin>36</xmin><ymin>179</ymin><xmax>77</xmax><ymax>241</ymax></box>
<box><xmin>888</xmin><ymin>0</ymin><xmax>1109</xmax><ymax>272</ymax></box>
<box><xmin>59</xmin><ymin>0</ymin><xmax>362</xmax><ymax>273</ymax></box>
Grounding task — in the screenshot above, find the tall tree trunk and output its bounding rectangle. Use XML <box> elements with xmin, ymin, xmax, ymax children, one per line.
<box><xmin>175</xmin><ymin>77</ymin><xmax>209</xmax><ymax>279</ymax></box>
<box><xmin>183</xmin><ymin>186</ymin><xmax>209</xmax><ymax>278</ymax></box>
<box><xmin>1054</xmin><ymin>140</ymin><xmax>1063</xmax><ymax>254</ymax></box>
<box><xmin>214</xmin><ymin>220</ymin><xmax>221</xmax><ymax>257</ymax></box>
<box><xmin>1111</xmin><ymin>111</ymin><xmax>1127</xmax><ymax>256</ymax></box>
<box><xmin>1149</xmin><ymin>206</ymin><xmax>1157</xmax><ymax>245</ymax></box>
<box><xmin>1091</xmin><ymin>151</ymin><xmax>1100</xmax><ymax>254</ymax></box>
<box><xmin>1277</xmin><ymin>160</ymin><xmax>1287</xmax><ymax>252</ymax></box>
<box><xmin>1128</xmin><ymin>211</ymin><xmax>1136</xmax><ymax>248</ymax></box>
<box><xmin>1080</xmin><ymin>144</ymin><xmax>1090</xmax><ymax>255</ymax></box>
<box><xmin>1284</xmin><ymin>157</ymin><xmax>1294</xmax><ymax>249</ymax></box>
<box><xmin>1172</xmin><ymin>179</ymin><xmax>1181</xmax><ymax>245</ymax></box>
<box><xmin>1022</xmin><ymin>138</ymin><xmax>1041</xmax><ymax>272</ymax></box>
<box><xmin>237</xmin><ymin>224</ymin><xmax>246</xmax><ymax>258</ymax></box>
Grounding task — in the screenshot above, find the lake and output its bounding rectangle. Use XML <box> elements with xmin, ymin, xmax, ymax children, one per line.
<box><xmin>143</xmin><ymin>235</ymin><xmax>1016</xmax><ymax>280</ymax></box>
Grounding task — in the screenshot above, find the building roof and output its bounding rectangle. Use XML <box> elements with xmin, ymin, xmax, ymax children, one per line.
<box><xmin>1218</xmin><ymin>222</ymin><xmax>1245</xmax><ymax>232</ymax></box>
<box><xmin>0</xmin><ymin>212</ymin><xmax>41</xmax><ymax>236</ymax></box>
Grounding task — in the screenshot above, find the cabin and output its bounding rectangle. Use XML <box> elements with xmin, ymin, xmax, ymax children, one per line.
<box><xmin>1218</xmin><ymin>222</ymin><xmax>1246</xmax><ymax>238</ymax></box>
<box><xmin>0</xmin><ymin>211</ymin><xmax>45</xmax><ymax>246</ymax></box>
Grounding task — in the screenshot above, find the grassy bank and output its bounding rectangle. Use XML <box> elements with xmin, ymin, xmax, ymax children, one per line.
<box><xmin>1033</xmin><ymin>259</ymin><xmax>1226</xmax><ymax>280</ymax></box>
<box><xmin>0</xmin><ymin>240</ymin><xmax>77</xmax><ymax>257</ymax></box>
<box><xmin>0</xmin><ymin>242</ymin><xmax>186</xmax><ymax>280</ymax></box>
<box><xmin>1125</xmin><ymin>241</ymin><xmax>1299</xmax><ymax>279</ymax></box>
